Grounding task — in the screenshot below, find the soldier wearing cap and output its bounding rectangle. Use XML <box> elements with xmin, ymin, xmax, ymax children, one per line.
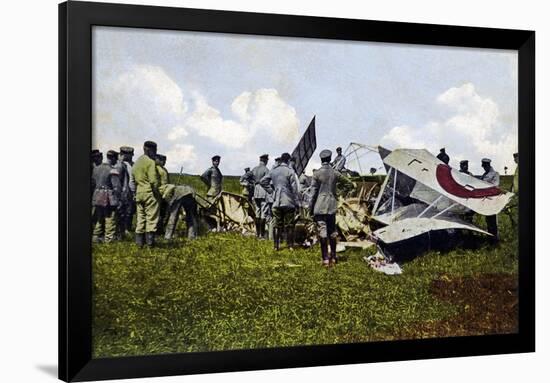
<box><xmin>239</xmin><ymin>167</ymin><xmax>255</xmax><ymax>204</ymax></box>
<box><xmin>155</xmin><ymin>154</ymin><xmax>170</xmax><ymax>234</ymax></box>
<box><xmin>251</xmin><ymin>154</ymin><xmax>270</xmax><ymax>238</ymax></box>
<box><xmin>309</xmin><ymin>149</ymin><xmax>354</xmax><ymax>266</ymax></box>
<box><xmin>331</xmin><ymin>146</ymin><xmax>346</xmax><ymax>171</ymax></box>
<box><xmin>272</xmin><ymin>157</ymin><xmax>281</xmax><ymax>170</ymax></box>
<box><xmin>201</xmin><ymin>155</ymin><xmax>223</xmax><ymax>203</ymax></box>
<box><xmin>480</xmin><ymin>158</ymin><xmax>500</xmax><ymax>242</ymax></box>
<box><xmin>437</xmin><ymin>148</ymin><xmax>450</xmax><ymax>165</ymax></box>
<box><xmin>91</xmin><ymin>149</ymin><xmax>103</xmax><ymax>228</ymax></box>
<box><xmin>92</xmin><ymin>150</ymin><xmax>121</xmax><ymax>243</ymax></box>
<box><xmin>459</xmin><ymin>160</ymin><xmax>472</xmax><ymax>176</ymax></box>
<box><xmin>132</xmin><ymin>141</ymin><xmax>161</xmax><ymax>247</ymax></box>
<box><xmin>513</xmin><ymin>152</ymin><xmax>519</xmax><ymax>194</ymax></box>
<box><xmin>115</xmin><ymin>146</ymin><xmax>136</xmax><ymax>237</ymax></box>
<box><xmin>260</xmin><ymin>153</ymin><xmax>299</xmax><ymax>250</ymax></box>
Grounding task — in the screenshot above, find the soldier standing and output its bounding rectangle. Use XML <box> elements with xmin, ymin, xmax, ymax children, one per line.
<box><xmin>309</xmin><ymin>149</ymin><xmax>353</xmax><ymax>266</ymax></box>
<box><xmin>91</xmin><ymin>149</ymin><xmax>103</xmax><ymax>229</ymax></box>
<box><xmin>132</xmin><ymin>141</ymin><xmax>161</xmax><ymax>247</ymax></box>
<box><xmin>251</xmin><ymin>154</ymin><xmax>270</xmax><ymax>238</ymax></box>
<box><xmin>331</xmin><ymin>147</ymin><xmax>346</xmax><ymax>171</ymax></box>
<box><xmin>513</xmin><ymin>152</ymin><xmax>519</xmax><ymax>194</ymax></box>
<box><xmin>92</xmin><ymin>150</ymin><xmax>121</xmax><ymax>243</ymax></box>
<box><xmin>480</xmin><ymin>158</ymin><xmax>500</xmax><ymax>242</ymax></box>
<box><xmin>155</xmin><ymin>154</ymin><xmax>170</xmax><ymax>234</ymax></box>
<box><xmin>437</xmin><ymin>148</ymin><xmax>450</xmax><ymax>164</ymax></box>
<box><xmin>459</xmin><ymin>160</ymin><xmax>472</xmax><ymax>175</ymax></box>
<box><xmin>260</xmin><ymin>153</ymin><xmax>299</xmax><ymax>250</ymax></box>
<box><xmin>201</xmin><ymin>155</ymin><xmax>223</xmax><ymax>203</ymax></box>
<box><xmin>115</xmin><ymin>146</ymin><xmax>136</xmax><ymax>237</ymax></box>
<box><xmin>239</xmin><ymin>167</ymin><xmax>255</xmax><ymax>203</ymax></box>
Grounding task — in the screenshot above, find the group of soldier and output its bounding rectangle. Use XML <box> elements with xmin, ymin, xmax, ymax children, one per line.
<box><xmin>238</xmin><ymin>147</ymin><xmax>353</xmax><ymax>267</ymax></box>
<box><xmin>437</xmin><ymin>147</ymin><xmax>519</xmax><ymax>242</ymax></box>
<box><xmin>91</xmin><ymin>141</ymin><xmax>198</xmax><ymax>248</ymax></box>
<box><xmin>91</xmin><ymin>140</ymin><xmax>518</xmax><ymax>265</ymax></box>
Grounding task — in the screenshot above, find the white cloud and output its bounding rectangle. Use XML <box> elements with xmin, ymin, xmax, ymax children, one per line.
<box><xmin>93</xmin><ymin>65</ymin><xmax>301</xmax><ymax>174</ymax></box>
<box><xmin>381</xmin><ymin>83</ymin><xmax>517</xmax><ymax>174</ymax></box>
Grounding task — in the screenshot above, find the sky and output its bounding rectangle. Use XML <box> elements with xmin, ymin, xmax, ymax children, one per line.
<box><xmin>92</xmin><ymin>26</ymin><xmax>518</xmax><ymax>176</ymax></box>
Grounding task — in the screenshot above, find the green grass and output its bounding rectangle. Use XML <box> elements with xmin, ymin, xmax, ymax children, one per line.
<box><xmin>91</xmin><ymin>173</ymin><xmax>518</xmax><ymax>357</ymax></box>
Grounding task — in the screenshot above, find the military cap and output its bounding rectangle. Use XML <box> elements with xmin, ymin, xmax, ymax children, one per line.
<box><xmin>275</xmin><ymin>157</ymin><xmax>281</xmax><ymax>162</ymax></box>
<box><xmin>212</xmin><ymin>155</ymin><xmax>221</xmax><ymax>161</ymax></box>
<box><xmin>440</xmin><ymin>148</ymin><xmax>446</xmax><ymax>152</ymax></box>
<box><xmin>91</xmin><ymin>149</ymin><xmax>102</xmax><ymax>157</ymax></box>
<box><xmin>106</xmin><ymin>150</ymin><xmax>118</xmax><ymax>158</ymax></box>
<box><xmin>259</xmin><ymin>154</ymin><xmax>269</xmax><ymax>160</ymax></box>
<box><xmin>281</xmin><ymin>152</ymin><xmax>291</xmax><ymax>162</ymax></box>
<box><xmin>481</xmin><ymin>158</ymin><xmax>492</xmax><ymax>164</ymax></box>
<box><xmin>120</xmin><ymin>146</ymin><xmax>134</xmax><ymax>154</ymax></box>
<box><xmin>460</xmin><ymin>160</ymin><xmax>469</xmax><ymax>165</ymax></box>
<box><xmin>156</xmin><ymin>154</ymin><xmax>167</xmax><ymax>162</ymax></box>
<box><xmin>320</xmin><ymin>149</ymin><xmax>332</xmax><ymax>159</ymax></box>
<box><xmin>144</xmin><ymin>140</ymin><xmax>157</xmax><ymax>149</ymax></box>
<box><xmin>513</xmin><ymin>152</ymin><xmax>519</xmax><ymax>158</ymax></box>
<box><xmin>336</xmin><ymin>147</ymin><xmax>342</xmax><ymax>151</ymax></box>
<box><xmin>244</xmin><ymin>167</ymin><xmax>250</xmax><ymax>172</ymax></box>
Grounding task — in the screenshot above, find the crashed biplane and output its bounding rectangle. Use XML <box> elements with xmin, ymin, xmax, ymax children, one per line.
<box><xmin>370</xmin><ymin>147</ymin><xmax>514</xmax><ymax>246</ymax></box>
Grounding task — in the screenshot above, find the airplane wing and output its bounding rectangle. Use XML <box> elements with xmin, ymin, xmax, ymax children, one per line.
<box><xmin>373</xmin><ymin>216</ymin><xmax>490</xmax><ymax>244</ymax></box>
<box><xmin>382</xmin><ymin>148</ymin><xmax>513</xmax><ymax>216</ymax></box>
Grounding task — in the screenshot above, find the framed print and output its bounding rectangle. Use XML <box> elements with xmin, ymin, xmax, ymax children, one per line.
<box><xmin>59</xmin><ymin>1</ymin><xmax>535</xmax><ymax>381</ymax></box>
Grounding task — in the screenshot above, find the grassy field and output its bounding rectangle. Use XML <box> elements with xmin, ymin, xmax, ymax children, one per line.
<box><xmin>91</xmin><ymin>174</ymin><xmax>518</xmax><ymax>357</ymax></box>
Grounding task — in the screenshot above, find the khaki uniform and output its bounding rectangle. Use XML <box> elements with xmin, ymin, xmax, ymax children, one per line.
<box><xmin>92</xmin><ymin>163</ymin><xmax>121</xmax><ymax>242</ymax></box>
<box><xmin>331</xmin><ymin>154</ymin><xmax>346</xmax><ymax>171</ymax></box>
<box><xmin>132</xmin><ymin>154</ymin><xmax>160</xmax><ymax>234</ymax></box>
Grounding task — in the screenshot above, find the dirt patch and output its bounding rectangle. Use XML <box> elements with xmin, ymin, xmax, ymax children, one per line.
<box><xmin>398</xmin><ymin>273</ymin><xmax>518</xmax><ymax>339</ymax></box>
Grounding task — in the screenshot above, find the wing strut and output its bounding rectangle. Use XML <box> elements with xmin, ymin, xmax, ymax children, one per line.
<box><xmin>417</xmin><ymin>195</ymin><xmax>442</xmax><ymax>218</ymax></box>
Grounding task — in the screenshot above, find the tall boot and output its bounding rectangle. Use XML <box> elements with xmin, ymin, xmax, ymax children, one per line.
<box><xmin>145</xmin><ymin>232</ymin><xmax>155</xmax><ymax>247</ymax></box>
<box><xmin>320</xmin><ymin>238</ymin><xmax>329</xmax><ymax>266</ymax></box>
<box><xmin>260</xmin><ymin>219</ymin><xmax>266</xmax><ymax>239</ymax></box>
<box><xmin>329</xmin><ymin>237</ymin><xmax>338</xmax><ymax>266</ymax></box>
<box><xmin>255</xmin><ymin>218</ymin><xmax>261</xmax><ymax>238</ymax></box>
<box><xmin>273</xmin><ymin>227</ymin><xmax>280</xmax><ymax>251</ymax></box>
<box><xmin>135</xmin><ymin>233</ymin><xmax>145</xmax><ymax>248</ymax></box>
<box><xmin>286</xmin><ymin>227</ymin><xmax>294</xmax><ymax>249</ymax></box>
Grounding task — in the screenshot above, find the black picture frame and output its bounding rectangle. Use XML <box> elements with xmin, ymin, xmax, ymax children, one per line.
<box><xmin>59</xmin><ymin>1</ymin><xmax>535</xmax><ymax>381</ymax></box>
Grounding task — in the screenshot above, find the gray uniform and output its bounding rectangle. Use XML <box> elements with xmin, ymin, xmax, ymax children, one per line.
<box><xmin>260</xmin><ymin>163</ymin><xmax>299</xmax><ymax>248</ymax></box>
<box><xmin>115</xmin><ymin>160</ymin><xmax>135</xmax><ymax>235</ymax></box>
<box><xmin>92</xmin><ymin>163</ymin><xmax>121</xmax><ymax>242</ymax></box>
<box><xmin>251</xmin><ymin>162</ymin><xmax>270</xmax><ymax>218</ymax></box>
<box><xmin>481</xmin><ymin>167</ymin><xmax>500</xmax><ymax>186</ymax></box>
<box><xmin>201</xmin><ymin>166</ymin><xmax>223</xmax><ymax>201</ymax></box>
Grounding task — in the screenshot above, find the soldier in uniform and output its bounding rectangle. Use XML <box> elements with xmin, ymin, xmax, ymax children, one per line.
<box><xmin>115</xmin><ymin>146</ymin><xmax>136</xmax><ymax>238</ymax></box>
<box><xmin>331</xmin><ymin>146</ymin><xmax>346</xmax><ymax>171</ymax></box>
<box><xmin>155</xmin><ymin>154</ymin><xmax>170</xmax><ymax>234</ymax></box>
<box><xmin>309</xmin><ymin>149</ymin><xmax>353</xmax><ymax>266</ymax></box>
<box><xmin>92</xmin><ymin>150</ymin><xmax>121</xmax><ymax>243</ymax></box>
<box><xmin>91</xmin><ymin>149</ymin><xmax>103</xmax><ymax>229</ymax></box>
<box><xmin>480</xmin><ymin>158</ymin><xmax>500</xmax><ymax>242</ymax></box>
<box><xmin>459</xmin><ymin>160</ymin><xmax>472</xmax><ymax>175</ymax></box>
<box><xmin>132</xmin><ymin>141</ymin><xmax>161</xmax><ymax>247</ymax></box>
<box><xmin>272</xmin><ymin>157</ymin><xmax>281</xmax><ymax>170</ymax></box>
<box><xmin>251</xmin><ymin>154</ymin><xmax>270</xmax><ymax>238</ymax></box>
<box><xmin>239</xmin><ymin>167</ymin><xmax>255</xmax><ymax>203</ymax></box>
<box><xmin>201</xmin><ymin>155</ymin><xmax>223</xmax><ymax>203</ymax></box>
<box><xmin>437</xmin><ymin>148</ymin><xmax>450</xmax><ymax>164</ymax></box>
<box><xmin>260</xmin><ymin>153</ymin><xmax>299</xmax><ymax>251</ymax></box>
